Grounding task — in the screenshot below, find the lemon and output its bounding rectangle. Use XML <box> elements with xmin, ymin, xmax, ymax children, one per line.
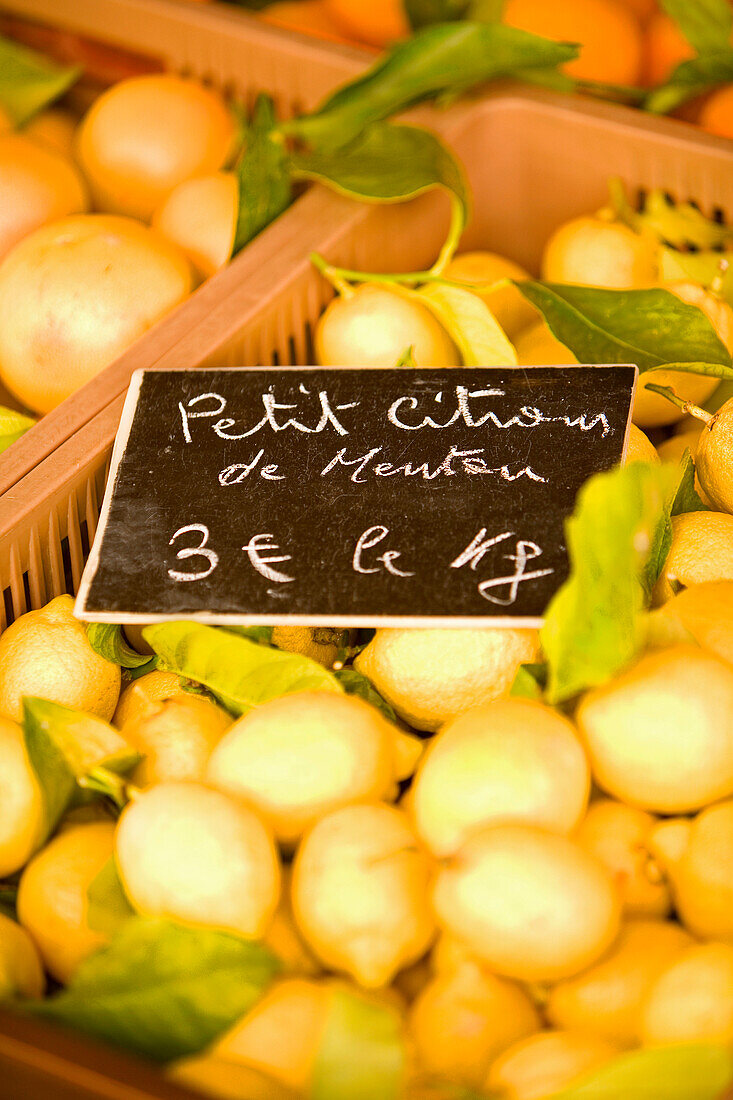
<box><xmin>264</xmin><ymin>868</ymin><xmax>321</xmax><ymax>978</ymax></box>
<box><xmin>640</xmin><ymin>942</ymin><xmax>733</xmax><ymax>1046</ymax></box>
<box><xmin>0</xmin><ymin>716</ymin><xmax>43</xmax><ymax>877</ymax></box>
<box><xmin>433</xmin><ymin>824</ymin><xmax>621</xmax><ymax>982</ymax></box>
<box><xmin>696</xmin><ymin>397</ymin><xmax>733</xmax><ymax>514</ymax></box>
<box><xmin>574</xmin><ymin>799</ymin><xmax>671</xmax><ymax>917</ymax></box>
<box><xmin>17</xmin><ymin>821</ymin><xmax>114</xmax><ymax>984</ymax></box>
<box><xmin>22</xmin><ymin>108</ymin><xmax>78</xmax><ymax>159</ymax></box>
<box><xmin>634</xmin><ymin>369</ymin><xmax>721</xmax><ymax>429</ymax></box>
<box><xmin>624</xmin><ymin>424</ymin><xmax>659</xmax><ymax>464</ymax></box>
<box><xmin>354</xmin><ymin>628</ymin><xmax>539</xmax><ymax>733</ymax></box>
<box><xmin>205</xmin><ymin>692</ymin><xmax>404</xmax><ymax>845</ymax></box>
<box><xmin>541</xmin><ymin>215</ymin><xmax>659</xmax><ymax>288</ymax></box>
<box><xmin>656</xmin><ymin>429</ymin><xmax>702</xmax><ymax>464</ymax></box>
<box><xmin>546</xmin><ymin>918</ymin><xmax>692</xmax><ymax>1047</ymax></box>
<box><xmin>408</xmin><ymin>961</ymin><xmax>540</xmax><ymax>1088</ymax></box>
<box><xmin>171</xmin><ymin>1056</ymin><xmax>297</xmax><ymax>1100</ymax></box>
<box><xmin>660</xmin><ymin>581</ymin><xmax>733</xmax><ymax>665</ymax></box>
<box><xmin>292</xmin><ymin>802</ymin><xmax>435</xmax><ymax>988</ymax></box>
<box><xmin>514</xmin><ymin>322</ymin><xmax>576</xmax><ymax>367</ymax></box>
<box><xmin>411</xmin><ymin>698</ymin><xmax>589</xmax><ymax>858</ymax></box>
<box><xmin>115</xmin><ymin>781</ymin><xmax>280</xmax><ymax>938</ymax></box>
<box><xmin>112</xmin><ymin>669</ymin><xmax>184</xmax><ymax>728</ymax></box>
<box><xmin>577</xmin><ymin>645</ymin><xmax>733</xmax><ymax>813</ymax></box>
<box><xmin>121</xmin><ymin>693</ymin><xmax>231</xmax><ymax>787</ymax></box>
<box><xmin>444</xmin><ymin>251</ymin><xmax>537</xmax><ymax>339</ymax></box>
<box><xmin>315</xmin><ymin>284</ymin><xmax>459</xmax><ymax>368</ymax></box>
<box><xmin>0</xmin><ymin>596</ymin><xmax>120</xmax><ymax>722</ymax></box>
<box><xmin>654</xmin><ymin>511</ymin><xmax>733</xmax><ymax>602</ymax></box>
<box><xmin>76</xmin><ymin>75</ymin><xmax>237</xmax><ymax>221</ymax></box>
<box><xmin>649</xmin><ymin>800</ymin><xmax>733</xmax><ymax>941</ymax></box>
<box><xmin>0</xmin><ymin>911</ymin><xmax>44</xmax><ymax>1001</ymax></box>
<box><xmin>271</xmin><ymin>626</ymin><xmax>343</xmax><ymax>669</ymax></box>
<box><xmin>430</xmin><ymin>932</ymin><xmax>480</xmax><ymax>975</ymax></box>
<box><xmin>153</xmin><ymin>171</ymin><xmax>237</xmax><ymax>281</ymax></box>
<box><xmin>485</xmin><ymin>1030</ymin><xmax>619</xmax><ymax>1100</ymax></box>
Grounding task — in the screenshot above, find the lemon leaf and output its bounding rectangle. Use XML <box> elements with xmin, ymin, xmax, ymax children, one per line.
<box><xmin>659</xmin><ymin>248</ymin><xmax>733</xmax><ymax>305</ymax></box>
<box><xmin>233</xmin><ymin>94</ymin><xmax>291</xmax><ymax>255</ymax></box>
<box><xmin>0</xmin><ymin>405</ymin><xmax>35</xmax><ymax>454</ymax></box>
<box><xmin>659</xmin><ymin>0</ymin><xmax>732</xmax><ymax>55</ymax></box>
<box><xmin>515</xmin><ymin>282</ymin><xmax>733</xmax><ymax>379</ymax></box>
<box><xmin>0</xmin><ymin>35</ymin><xmax>80</xmax><ymax>127</ymax></box>
<box><xmin>417</xmin><ymin>283</ymin><xmax>517</xmax><ymax>366</ymax></box>
<box><xmin>312</xmin><ymin>987</ymin><xmax>406</xmax><ymax>1100</ymax></box>
<box><xmin>335</xmin><ymin>668</ymin><xmax>398</xmax><ymax>723</ymax></box>
<box><xmin>550</xmin><ymin>1044</ymin><xmax>733</xmax><ymax>1100</ymax></box>
<box><xmin>22</xmin><ymin>698</ymin><xmax>140</xmax><ymax>841</ymax></box>
<box><xmin>510</xmin><ymin>663</ymin><xmax>547</xmax><ymax>700</ymax></box>
<box><xmin>541</xmin><ymin>463</ymin><xmax>682</xmax><ymax>704</ymax></box>
<box><xmin>87</xmin><ymin>858</ymin><xmax>135</xmax><ymax>938</ymax></box>
<box><xmin>645</xmin><ymin>49</ymin><xmax>733</xmax><ymax>114</ymax></box>
<box><xmin>220</xmin><ymin>625</ymin><xmax>274</xmax><ymax>644</ymax></box>
<box><xmin>29</xmin><ymin>918</ymin><xmax>281</xmax><ymax>1063</ymax></box>
<box><xmin>143</xmin><ymin>622</ymin><xmax>343</xmax><ymax>716</ymax></box>
<box><xmin>86</xmin><ymin>623</ymin><xmax>156</xmax><ymax>671</ymax></box>
<box><xmin>405</xmin><ymin>0</ymin><xmax>472</xmax><ymax>27</ymax></box>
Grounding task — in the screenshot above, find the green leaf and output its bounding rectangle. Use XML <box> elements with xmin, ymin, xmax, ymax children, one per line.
<box><xmin>312</xmin><ymin>987</ymin><xmax>406</xmax><ymax>1100</ymax></box>
<box><xmin>289</xmin><ymin>122</ymin><xmax>470</xmax><ymax>237</ymax></box>
<box><xmin>671</xmin><ymin>450</ymin><xmax>707</xmax><ymax>516</ymax></box>
<box><xmin>551</xmin><ymin>1044</ymin><xmax>733</xmax><ymax>1100</ymax></box>
<box><xmin>30</xmin><ymin>918</ymin><xmax>281</xmax><ymax>1063</ymax></box>
<box><xmin>541</xmin><ymin>463</ymin><xmax>681</xmax><ymax>704</ymax></box>
<box><xmin>219</xmin><ymin>625</ymin><xmax>274</xmax><ymax>645</ymax></box>
<box><xmin>404</xmin><ymin>0</ymin><xmax>471</xmax><ymax>28</ymax></box>
<box><xmin>515</xmin><ymin>282</ymin><xmax>733</xmax><ymax>379</ymax></box>
<box><xmin>22</xmin><ymin>698</ymin><xmax>140</xmax><ymax>842</ymax></box>
<box><xmin>285</xmin><ymin>23</ymin><xmax>579</xmax><ymax>150</ymax></box>
<box><xmin>0</xmin><ymin>406</ymin><xmax>35</xmax><ymax>454</ymax></box>
<box><xmin>143</xmin><ymin>622</ymin><xmax>343</xmax><ymax>717</ymax></box>
<box><xmin>86</xmin><ymin>623</ymin><xmax>156</xmax><ymax>670</ymax></box>
<box><xmin>659</xmin><ymin>0</ymin><xmax>732</xmax><ymax>55</ymax></box>
<box><xmin>86</xmin><ymin>858</ymin><xmax>135</xmax><ymax>938</ymax></box>
<box><xmin>396</xmin><ymin>346</ymin><xmax>418</xmax><ymax>367</ymax></box>
<box><xmin>644</xmin><ymin>454</ymin><xmax>705</xmax><ymax>594</ymax></box>
<box><xmin>417</xmin><ymin>282</ymin><xmax>518</xmax><ymax>366</ymax></box>
<box><xmin>659</xmin><ymin>248</ymin><xmax>733</xmax><ymax>304</ymax></box>
<box><xmin>639</xmin><ymin>190</ymin><xmax>733</xmax><ymax>251</ymax></box>
<box><xmin>510</xmin><ymin>663</ymin><xmax>547</xmax><ymax>700</ymax></box>
<box><xmin>0</xmin><ymin>35</ymin><xmax>80</xmax><ymax>127</ymax></box>
<box><xmin>645</xmin><ymin>49</ymin><xmax>733</xmax><ymax>114</ymax></box>
<box><xmin>335</xmin><ymin>668</ymin><xmax>398</xmax><ymax>722</ymax></box>
<box><xmin>233</xmin><ymin>94</ymin><xmax>292</xmax><ymax>255</ymax></box>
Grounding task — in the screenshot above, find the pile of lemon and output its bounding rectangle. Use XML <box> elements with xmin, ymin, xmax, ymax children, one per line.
<box><xmin>0</xmin><ymin>73</ymin><xmax>239</xmax><ymax>416</ymax></box>
<box><xmin>0</xmin><ymin>552</ymin><xmax>731</xmax><ymax>1099</ymax></box>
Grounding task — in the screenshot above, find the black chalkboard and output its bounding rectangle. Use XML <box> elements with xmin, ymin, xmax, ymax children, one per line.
<box><xmin>76</xmin><ymin>366</ymin><xmax>637</xmax><ymax>627</ymax></box>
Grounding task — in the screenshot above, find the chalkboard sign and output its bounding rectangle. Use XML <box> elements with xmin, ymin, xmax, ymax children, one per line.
<box><xmin>76</xmin><ymin>366</ymin><xmax>637</xmax><ymax>627</ymax></box>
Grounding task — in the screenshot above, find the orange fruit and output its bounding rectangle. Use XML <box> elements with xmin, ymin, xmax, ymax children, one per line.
<box><xmin>0</xmin><ymin>214</ymin><xmax>193</xmax><ymax>413</ymax></box>
<box><xmin>153</xmin><ymin>171</ymin><xmax>237</xmax><ymax>281</ymax></box>
<box><xmin>261</xmin><ymin>1</ymin><xmax>351</xmax><ymax>43</ymax></box>
<box><xmin>643</xmin><ymin>12</ymin><xmax>705</xmax><ymax>87</ymax></box>
<box><xmin>324</xmin><ymin>0</ymin><xmax>410</xmax><ymax>48</ymax></box>
<box><xmin>0</xmin><ymin>133</ymin><xmax>88</xmax><ymax>262</ymax></box>
<box><xmin>22</xmin><ymin>108</ymin><xmax>78</xmax><ymax>160</ymax></box>
<box><xmin>700</xmin><ymin>86</ymin><xmax>733</xmax><ymax>140</ymax></box>
<box><xmin>76</xmin><ymin>74</ymin><xmax>237</xmax><ymax>221</ymax></box>
<box><xmin>616</xmin><ymin>0</ymin><xmax>656</xmax><ymax>23</ymax></box>
<box><xmin>502</xmin><ymin>0</ymin><xmax>643</xmax><ymax>86</ymax></box>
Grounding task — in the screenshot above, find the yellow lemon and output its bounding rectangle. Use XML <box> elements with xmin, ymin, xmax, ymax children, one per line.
<box><xmin>696</xmin><ymin>397</ymin><xmax>733</xmax><ymax>514</ymax></box>
<box><xmin>444</xmin><ymin>251</ymin><xmax>537</xmax><ymax>339</ymax></box>
<box><xmin>546</xmin><ymin>918</ymin><xmax>692</xmax><ymax>1047</ymax></box>
<box><xmin>485</xmin><ymin>1030</ymin><xmax>619</xmax><ymax>1100</ymax></box>
<box><xmin>121</xmin><ymin>692</ymin><xmax>231</xmax><ymax>787</ymax></box>
<box><xmin>433</xmin><ymin>824</ymin><xmax>621</xmax><ymax>982</ymax></box>
<box><xmin>541</xmin><ymin>215</ymin><xmax>658</xmax><ymax>288</ymax></box>
<box><xmin>292</xmin><ymin>803</ymin><xmax>435</xmax><ymax>988</ymax></box>
<box><xmin>271</xmin><ymin>625</ymin><xmax>343</xmax><ymax>669</ymax></box>
<box><xmin>116</xmin><ymin>781</ymin><xmax>280</xmax><ymax>938</ymax></box>
<box><xmin>577</xmin><ymin>645</ymin><xmax>733</xmax><ymax>813</ymax></box>
<box><xmin>171</xmin><ymin>1055</ymin><xmax>297</xmax><ymax>1100</ymax></box>
<box><xmin>0</xmin><ymin>911</ymin><xmax>44</xmax><ymax>1001</ymax></box>
<box><xmin>660</xmin><ymin>581</ymin><xmax>733</xmax><ymax>665</ymax></box>
<box><xmin>205</xmin><ymin>691</ymin><xmax>403</xmax><ymax>845</ymax></box>
<box><xmin>17</xmin><ymin>821</ymin><xmax>114</xmax><ymax>984</ymax></box>
<box><xmin>112</xmin><ymin>669</ymin><xmax>184</xmax><ymax>728</ymax></box>
<box><xmin>640</xmin><ymin>942</ymin><xmax>733</xmax><ymax>1046</ymax></box>
<box><xmin>410</xmin><ymin>698</ymin><xmax>590</xmax><ymax>858</ymax></box>
<box><xmin>574</xmin><ymin>799</ymin><xmax>671</xmax><ymax>917</ymax></box>
<box><xmin>22</xmin><ymin>108</ymin><xmax>78</xmax><ymax>159</ymax></box>
<box><xmin>152</xmin><ymin>171</ymin><xmax>237</xmax><ymax>281</ymax></box>
<box><xmin>354</xmin><ymin>627</ymin><xmax>540</xmax><ymax>733</ymax></box>
<box><xmin>624</xmin><ymin>424</ymin><xmax>659</xmax><ymax>464</ymax></box>
<box><xmin>315</xmin><ymin>284</ymin><xmax>459</xmax><ymax>368</ymax></box>
<box><xmin>514</xmin><ymin>322</ymin><xmax>576</xmax><ymax>367</ymax></box>
<box><xmin>634</xmin><ymin>370</ymin><xmax>722</xmax><ymax>429</ymax></box>
<box><xmin>655</xmin><ymin>511</ymin><xmax>733</xmax><ymax>602</ymax></box>
<box><xmin>264</xmin><ymin>868</ymin><xmax>321</xmax><ymax>978</ymax></box>
<box><xmin>408</xmin><ymin>961</ymin><xmax>540</xmax><ymax>1088</ymax></box>
<box><xmin>656</xmin><ymin>429</ymin><xmax>702</xmax><ymax>464</ymax></box>
<box><xmin>0</xmin><ymin>716</ymin><xmax>43</xmax><ymax>877</ymax></box>
<box><xmin>0</xmin><ymin>596</ymin><xmax>120</xmax><ymax>723</ymax></box>
<box><xmin>76</xmin><ymin>74</ymin><xmax>236</xmax><ymax>221</ymax></box>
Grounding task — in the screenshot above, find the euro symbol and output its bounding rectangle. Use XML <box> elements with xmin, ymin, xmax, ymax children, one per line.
<box><xmin>242</xmin><ymin>533</ymin><xmax>295</xmax><ymax>584</ymax></box>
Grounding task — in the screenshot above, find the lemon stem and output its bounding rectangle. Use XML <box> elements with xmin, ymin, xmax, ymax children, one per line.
<box><xmin>644</xmin><ymin>382</ymin><xmax>714</xmax><ymax>424</ymax></box>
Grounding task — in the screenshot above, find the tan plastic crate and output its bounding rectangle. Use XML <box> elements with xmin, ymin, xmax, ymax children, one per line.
<box><xmin>0</xmin><ymin>0</ymin><xmax>370</xmax><ymax>496</ymax></box>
